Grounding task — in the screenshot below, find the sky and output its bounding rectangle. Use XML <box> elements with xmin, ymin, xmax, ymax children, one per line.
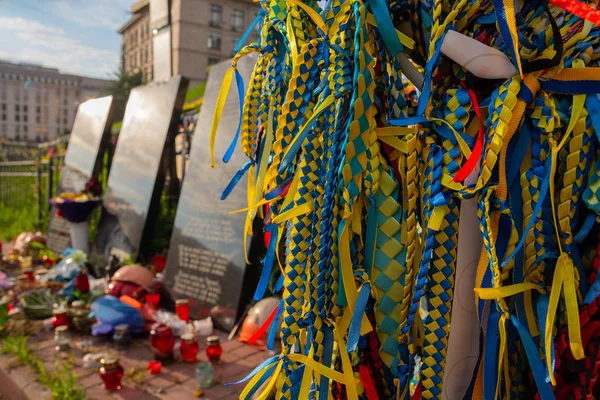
<box><xmin>0</xmin><ymin>0</ymin><xmax>133</xmax><ymax>79</ymax></box>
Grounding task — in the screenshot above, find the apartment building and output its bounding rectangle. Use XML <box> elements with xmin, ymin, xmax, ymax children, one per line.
<box><xmin>0</xmin><ymin>60</ymin><xmax>111</xmax><ymax>142</ymax></box>
<box><xmin>118</xmin><ymin>0</ymin><xmax>153</xmax><ymax>82</ymax></box>
<box><xmin>119</xmin><ymin>0</ymin><xmax>259</xmax><ymax>87</ymax></box>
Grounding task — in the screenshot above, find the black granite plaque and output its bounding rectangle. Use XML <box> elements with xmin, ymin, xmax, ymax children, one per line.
<box><xmin>94</xmin><ymin>76</ymin><xmax>188</xmax><ymax>260</ymax></box>
<box><xmin>162</xmin><ymin>57</ymin><xmax>259</xmax><ymax>331</ymax></box>
<box><xmin>46</xmin><ymin>96</ymin><xmax>116</xmax><ymax>254</ymax></box>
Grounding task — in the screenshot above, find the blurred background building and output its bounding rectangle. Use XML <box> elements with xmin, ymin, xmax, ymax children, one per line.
<box><xmin>0</xmin><ymin>60</ymin><xmax>111</xmax><ymax>142</ymax></box>
<box><xmin>118</xmin><ymin>0</ymin><xmax>260</xmax><ymax>86</ymax></box>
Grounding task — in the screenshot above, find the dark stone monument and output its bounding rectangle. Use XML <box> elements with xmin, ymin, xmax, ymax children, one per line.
<box><xmin>46</xmin><ymin>96</ymin><xmax>116</xmax><ymax>254</ymax></box>
<box><xmin>162</xmin><ymin>56</ymin><xmax>259</xmax><ymax>331</ymax></box>
<box><xmin>94</xmin><ymin>76</ymin><xmax>188</xmax><ymax>261</ymax></box>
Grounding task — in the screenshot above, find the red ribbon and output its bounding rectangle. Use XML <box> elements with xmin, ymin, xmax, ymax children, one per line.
<box><xmin>452</xmin><ymin>87</ymin><xmax>484</xmax><ymax>183</ymax></box>
<box><xmin>412</xmin><ymin>381</ymin><xmax>423</xmax><ymax>400</ymax></box>
<box><xmin>358</xmin><ymin>365</ymin><xmax>380</xmax><ymax>400</ymax></box>
<box><xmin>247</xmin><ymin>304</ymin><xmax>278</xmax><ymax>345</ymax></box>
<box><xmin>549</xmin><ymin>0</ymin><xmax>600</xmax><ymax>26</ymax></box>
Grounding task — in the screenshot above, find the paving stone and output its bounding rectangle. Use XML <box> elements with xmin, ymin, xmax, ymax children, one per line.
<box><xmin>231</xmin><ymin>344</ymin><xmax>260</xmax><ymax>359</ymax></box>
<box><xmin>79</xmin><ymin>370</ymin><xmax>104</xmax><ymax>389</ymax></box>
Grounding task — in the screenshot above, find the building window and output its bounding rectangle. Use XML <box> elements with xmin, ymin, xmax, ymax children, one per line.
<box><xmin>36</xmin><ymin>116</ymin><xmax>40</xmax><ymax>123</ymax></box>
<box><xmin>232</xmin><ymin>37</ymin><xmax>240</xmax><ymax>55</ymax></box>
<box><xmin>63</xmin><ymin>117</ymin><xmax>67</xmax><ymax>125</ymax></box>
<box><xmin>1</xmin><ymin>114</ymin><xmax>5</xmax><ymax>121</ymax></box>
<box><xmin>36</xmin><ymin>93</ymin><xmax>40</xmax><ymax>103</ymax></box>
<box><xmin>210</xmin><ymin>5</ymin><xmax>222</xmax><ymax>27</ymax></box>
<box><xmin>145</xmin><ymin>48</ymin><xmax>148</xmax><ymax>65</ymax></box>
<box><xmin>208</xmin><ymin>58</ymin><xmax>219</xmax><ymax>67</ymax></box>
<box><xmin>15</xmin><ymin>115</ymin><xmax>20</xmax><ymax>122</ymax></box>
<box><xmin>24</xmin><ymin>115</ymin><xmax>28</xmax><ymax>122</ymax></box>
<box><xmin>63</xmin><ymin>108</ymin><xmax>67</xmax><ymax>116</ymax></box>
<box><xmin>24</xmin><ymin>125</ymin><xmax>28</xmax><ymax>133</ymax></box>
<box><xmin>232</xmin><ymin>10</ymin><xmax>245</xmax><ymax>31</ymax></box>
<box><xmin>208</xmin><ymin>31</ymin><xmax>221</xmax><ymax>50</ymax></box>
<box><xmin>24</xmin><ymin>105</ymin><xmax>28</xmax><ymax>112</ymax></box>
<box><xmin>15</xmin><ymin>105</ymin><xmax>19</xmax><ymax>112</ymax></box>
<box><xmin>1</xmin><ymin>104</ymin><xmax>5</xmax><ymax>111</ymax></box>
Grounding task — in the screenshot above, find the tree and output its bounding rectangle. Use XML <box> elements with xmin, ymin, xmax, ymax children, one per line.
<box><xmin>104</xmin><ymin>63</ymin><xmax>144</xmax><ymax>119</ymax></box>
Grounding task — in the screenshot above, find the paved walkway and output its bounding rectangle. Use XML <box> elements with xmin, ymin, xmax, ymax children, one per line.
<box><xmin>0</xmin><ymin>329</ymin><xmax>273</xmax><ymax>400</ymax></box>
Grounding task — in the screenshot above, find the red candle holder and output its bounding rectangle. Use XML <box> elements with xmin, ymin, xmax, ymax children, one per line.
<box><xmin>146</xmin><ymin>292</ymin><xmax>160</xmax><ymax>310</ymax></box>
<box><xmin>52</xmin><ymin>308</ymin><xmax>69</xmax><ymax>328</ymax></box>
<box><xmin>175</xmin><ymin>299</ymin><xmax>190</xmax><ymax>322</ymax></box>
<box><xmin>99</xmin><ymin>356</ymin><xmax>124</xmax><ymax>391</ymax></box>
<box><xmin>180</xmin><ymin>333</ymin><xmax>199</xmax><ymax>362</ymax></box>
<box><xmin>24</xmin><ymin>269</ymin><xmax>35</xmax><ymax>283</ymax></box>
<box><xmin>149</xmin><ymin>323</ymin><xmax>175</xmax><ymax>361</ymax></box>
<box><xmin>147</xmin><ymin>360</ymin><xmax>162</xmax><ymax>375</ymax></box>
<box><xmin>205</xmin><ymin>336</ymin><xmax>222</xmax><ymax>363</ymax></box>
<box><xmin>75</xmin><ymin>271</ymin><xmax>90</xmax><ymax>294</ymax></box>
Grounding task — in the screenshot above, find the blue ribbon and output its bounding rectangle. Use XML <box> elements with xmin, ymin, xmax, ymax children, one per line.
<box><xmin>502</xmin><ymin>155</ymin><xmax>553</xmax><ymax>267</ymax></box>
<box><xmin>347</xmin><ymin>283</ymin><xmax>371</xmax><ymax>353</ymax></box>
<box><xmin>254</xmin><ymin>224</ymin><xmax>278</xmax><ymax>301</ymax></box>
<box><xmin>224</xmin><ymin>355</ymin><xmax>280</xmax><ymax>386</ymax></box>
<box><xmin>483</xmin><ymin>307</ymin><xmax>500</xmax><ymax>400</ymax></box>
<box><xmin>267</xmin><ymin>301</ymin><xmax>283</xmax><ymax>351</ymax></box>
<box><xmin>585</xmin><ymin>94</ymin><xmax>600</xmax><ymax>144</ymax></box>
<box><xmin>510</xmin><ymin>315</ymin><xmax>555</xmax><ymax>400</ymax></box>
<box><xmin>537</xmin><ymin>295</ymin><xmax>555</xmax><ymax>383</ymax></box>
<box><xmin>234</xmin><ymin>9</ymin><xmax>266</xmax><ymax>54</ymax></box>
<box><xmin>366</xmin><ymin>0</ymin><xmax>404</xmax><ymax>56</ymax></box>
<box><xmin>574</xmin><ymin>211</ymin><xmax>597</xmax><ymax>243</ymax></box>
<box><xmin>264</xmin><ymin>178</ymin><xmax>293</xmax><ymax>200</ymax></box>
<box><xmin>220</xmin><ymin>160</ymin><xmax>253</xmax><ymax>200</ymax></box>
<box><xmin>223</xmin><ymin>70</ymin><xmax>246</xmax><ymax>163</ymax></box>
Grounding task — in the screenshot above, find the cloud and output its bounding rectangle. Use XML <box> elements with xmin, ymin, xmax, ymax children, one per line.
<box><xmin>50</xmin><ymin>0</ymin><xmax>133</xmax><ymax>30</ymax></box>
<box><xmin>0</xmin><ymin>16</ymin><xmax>119</xmax><ymax>78</ymax></box>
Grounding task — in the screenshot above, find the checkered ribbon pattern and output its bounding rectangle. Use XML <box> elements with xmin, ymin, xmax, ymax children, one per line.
<box><xmin>207</xmin><ymin>0</ymin><xmax>600</xmax><ymax>399</ymax></box>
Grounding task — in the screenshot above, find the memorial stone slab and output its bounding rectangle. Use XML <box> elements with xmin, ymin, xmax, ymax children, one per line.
<box><xmin>46</xmin><ymin>96</ymin><xmax>116</xmax><ymax>254</ymax></box>
<box><xmin>162</xmin><ymin>56</ymin><xmax>259</xmax><ymax>331</ymax></box>
<box><xmin>94</xmin><ymin>76</ymin><xmax>188</xmax><ymax>260</ymax></box>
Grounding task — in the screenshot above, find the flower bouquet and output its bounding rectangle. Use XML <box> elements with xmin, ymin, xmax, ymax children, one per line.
<box><xmin>50</xmin><ymin>177</ymin><xmax>102</xmax><ymax>254</ymax></box>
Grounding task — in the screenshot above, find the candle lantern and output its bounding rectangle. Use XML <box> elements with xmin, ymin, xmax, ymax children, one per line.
<box><xmin>205</xmin><ymin>336</ymin><xmax>222</xmax><ymax>363</ymax></box>
<box><xmin>180</xmin><ymin>332</ymin><xmax>199</xmax><ymax>362</ymax></box>
<box><xmin>99</xmin><ymin>356</ymin><xmax>124</xmax><ymax>391</ymax></box>
<box><xmin>54</xmin><ymin>325</ymin><xmax>70</xmax><ymax>351</ymax></box>
<box><xmin>113</xmin><ymin>324</ymin><xmax>131</xmax><ymax>351</ymax></box>
<box><xmin>149</xmin><ymin>323</ymin><xmax>175</xmax><ymax>360</ymax></box>
<box><xmin>75</xmin><ymin>269</ymin><xmax>90</xmax><ymax>294</ymax></box>
<box><xmin>195</xmin><ymin>362</ymin><xmax>214</xmax><ymax>389</ymax></box>
<box><xmin>175</xmin><ymin>299</ymin><xmax>190</xmax><ymax>322</ymax></box>
<box><xmin>52</xmin><ymin>307</ymin><xmax>69</xmax><ymax>328</ymax></box>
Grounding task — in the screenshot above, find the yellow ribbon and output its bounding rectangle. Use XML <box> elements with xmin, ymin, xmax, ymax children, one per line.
<box><xmin>287</xmin><ymin>0</ymin><xmax>327</xmax><ymax>33</ymax></box>
<box><xmin>209</xmin><ymin>67</ymin><xmax>235</xmax><ymax>167</ymax></box>
<box><xmin>545</xmin><ymin>59</ymin><xmax>587</xmax><ymax>382</ymax></box>
<box><xmin>474</xmin><ymin>282</ymin><xmax>545</xmax><ymax>299</ymax></box>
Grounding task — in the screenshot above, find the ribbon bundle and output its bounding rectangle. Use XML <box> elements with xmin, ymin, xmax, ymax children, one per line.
<box><xmin>210</xmin><ymin>0</ymin><xmax>600</xmax><ymax>399</ymax></box>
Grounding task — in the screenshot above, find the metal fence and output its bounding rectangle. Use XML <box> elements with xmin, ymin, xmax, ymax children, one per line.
<box><xmin>0</xmin><ymin>138</ymin><xmax>67</xmax><ymax>230</ymax></box>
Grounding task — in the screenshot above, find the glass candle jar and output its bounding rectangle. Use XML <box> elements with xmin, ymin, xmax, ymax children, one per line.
<box><xmin>113</xmin><ymin>324</ymin><xmax>131</xmax><ymax>351</ymax></box>
<box><xmin>99</xmin><ymin>356</ymin><xmax>124</xmax><ymax>391</ymax></box>
<box><xmin>24</xmin><ymin>269</ymin><xmax>35</xmax><ymax>283</ymax></box>
<box><xmin>196</xmin><ymin>362</ymin><xmax>214</xmax><ymax>389</ymax></box>
<box><xmin>175</xmin><ymin>299</ymin><xmax>190</xmax><ymax>322</ymax></box>
<box><xmin>180</xmin><ymin>333</ymin><xmax>199</xmax><ymax>362</ymax></box>
<box><xmin>150</xmin><ymin>323</ymin><xmax>175</xmax><ymax>361</ymax></box>
<box><xmin>54</xmin><ymin>325</ymin><xmax>70</xmax><ymax>351</ymax></box>
<box><xmin>75</xmin><ymin>271</ymin><xmax>90</xmax><ymax>294</ymax></box>
<box><xmin>52</xmin><ymin>307</ymin><xmax>69</xmax><ymax>328</ymax></box>
<box><xmin>205</xmin><ymin>336</ymin><xmax>222</xmax><ymax>363</ymax></box>
<box><xmin>145</xmin><ymin>292</ymin><xmax>160</xmax><ymax>310</ymax></box>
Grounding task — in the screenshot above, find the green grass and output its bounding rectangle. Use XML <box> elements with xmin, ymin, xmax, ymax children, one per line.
<box><xmin>0</xmin><ymin>335</ymin><xmax>87</xmax><ymax>400</ymax></box>
<box><xmin>184</xmin><ymin>82</ymin><xmax>206</xmax><ymax>103</ymax></box>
